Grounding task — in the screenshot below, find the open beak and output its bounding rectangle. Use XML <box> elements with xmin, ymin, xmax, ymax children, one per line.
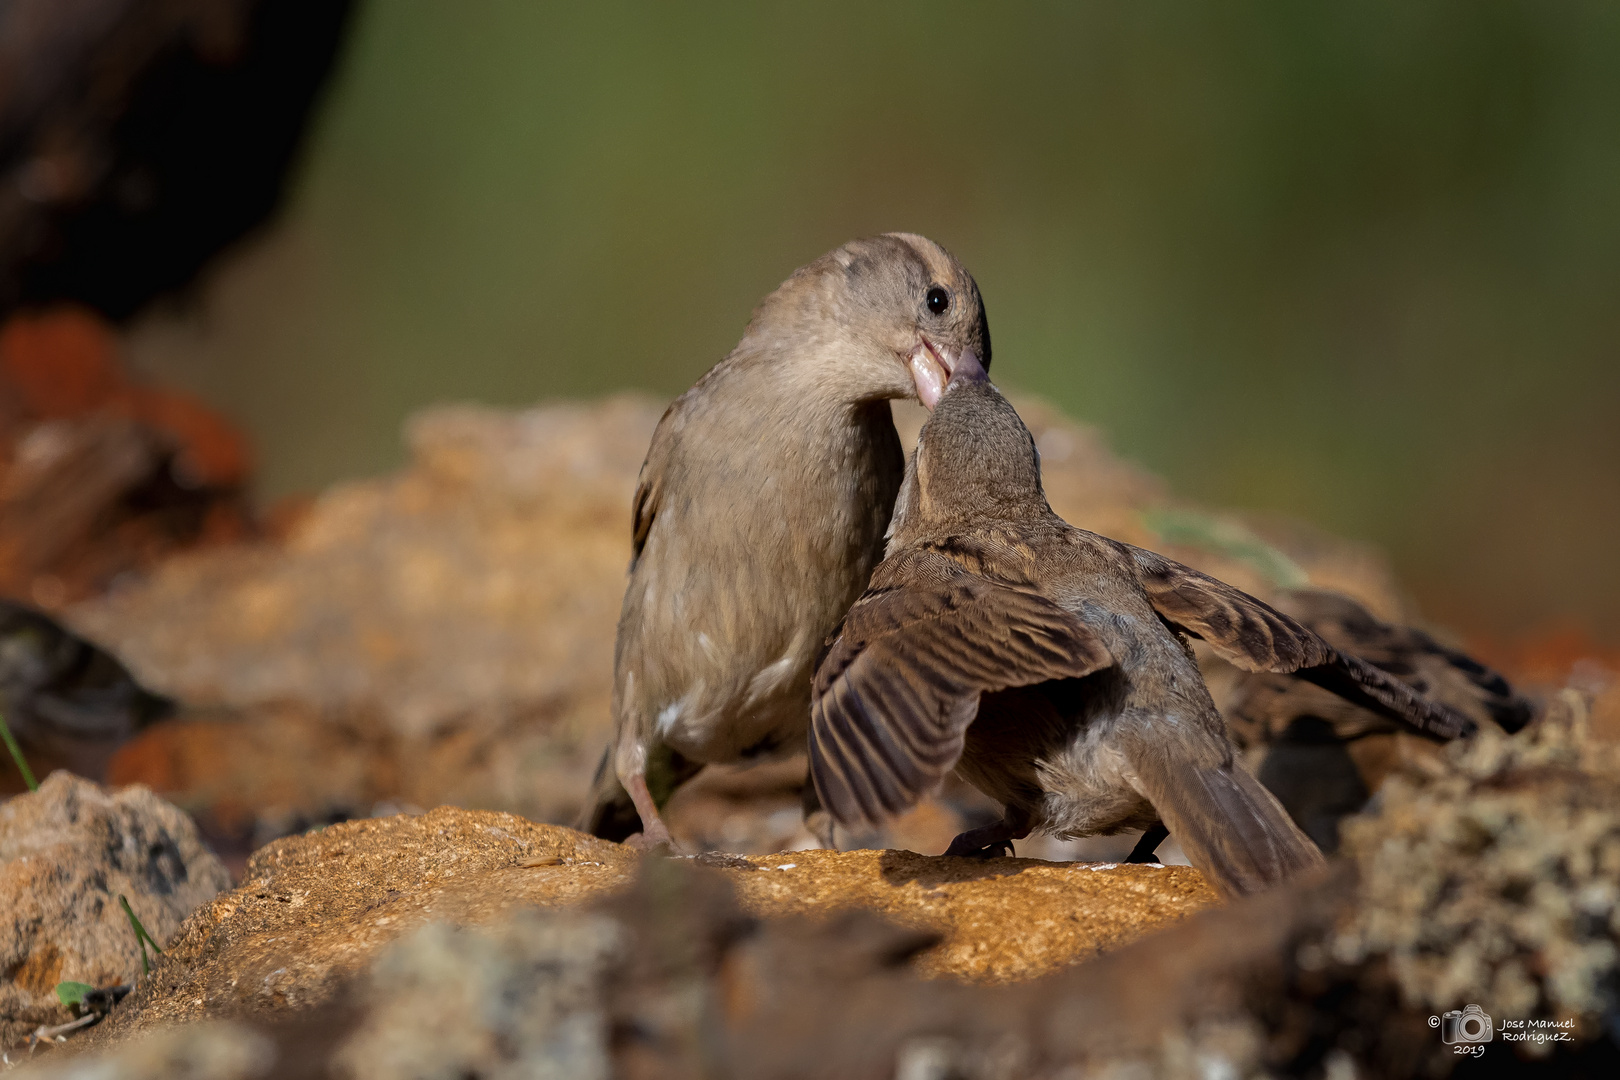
<box><xmin>907</xmin><ymin>339</ymin><xmax>984</xmax><ymax>409</ymax></box>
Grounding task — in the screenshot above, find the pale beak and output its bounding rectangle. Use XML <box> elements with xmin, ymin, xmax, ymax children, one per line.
<box><xmin>907</xmin><ymin>338</ymin><xmax>954</xmax><ymax>410</ymax></box>
<box><xmin>907</xmin><ymin>340</ymin><xmax>986</xmax><ymax>409</ymax></box>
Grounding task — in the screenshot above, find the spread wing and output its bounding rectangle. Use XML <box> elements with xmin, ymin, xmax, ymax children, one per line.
<box><xmin>810</xmin><ymin>553</ymin><xmax>1112</xmax><ymax>830</ymax></box>
<box><xmin>1127</xmin><ymin>547</ymin><xmax>1476</xmax><ymax>740</ymax></box>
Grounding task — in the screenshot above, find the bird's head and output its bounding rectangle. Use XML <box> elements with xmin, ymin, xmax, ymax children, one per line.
<box><xmin>746</xmin><ymin>233</ymin><xmax>990</xmax><ymax>409</ymax></box>
<box><xmin>891</xmin><ymin>366</ymin><xmax>1049</xmax><ymax>542</ymax></box>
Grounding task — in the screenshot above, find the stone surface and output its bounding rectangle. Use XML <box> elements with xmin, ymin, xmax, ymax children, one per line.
<box><xmin>79</xmin><ymin>808</ymin><xmax>1214</xmax><ymax>1045</ymax></box>
<box><xmin>23</xmin><ymin>699</ymin><xmax>1620</xmax><ymax>1076</ymax></box>
<box><xmin>1334</xmin><ymin>688</ymin><xmax>1620</xmax><ymax>1028</ymax></box>
<box><xmin>725</xmin><ymin>848</ymin><xmax>1215</xmax><ymax>983</ymax></box>
<box><xmin>70</xmin><ymin>396</ymin><xmax>664</xmax><ymax>741</ymax></box>
<box><xmin>0</xmin><ymin>773</ymin><xmax>231</xmax><ymax>1048</ymax></box>
<box><xmin>15</xmin><ymin>1022</ymin><xmax>275</xmax><ymax>1079</ymax></box>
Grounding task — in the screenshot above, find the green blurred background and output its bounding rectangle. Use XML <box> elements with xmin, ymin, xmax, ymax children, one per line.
<box><xmin>129</xmin><ymin>2</ymin><xmax>1620</xmax><ymax>644</ymax></box>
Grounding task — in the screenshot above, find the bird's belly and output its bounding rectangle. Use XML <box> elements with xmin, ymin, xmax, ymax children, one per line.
<box><xmin>1032</xmin><ymin>734</ymin><xmax>1158</xmax><ymax>838</ymax></box>
<box><xmin>959</xmin><ymin>675</ymin><xmax>1157</xmax><ymax>838</ymax></box>
<box><xmin>650</xmin><ymin>647</ymin><xmax>817</xmax><ymax>763</ymax></box>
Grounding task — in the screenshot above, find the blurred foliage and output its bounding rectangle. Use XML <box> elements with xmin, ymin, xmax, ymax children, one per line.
<box><xmin>130</xmin><ymin>1</ymin><xmax>1620</xmax><ymax>641</ymax></box>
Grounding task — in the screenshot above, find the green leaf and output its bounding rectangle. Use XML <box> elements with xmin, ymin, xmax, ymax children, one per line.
<box><xmin>118</xmin><ymin>894</ymin><xmax>163</xmax><ymax>976</ymax></box>
<box><xmin>0</xmin><ymin>710</ymin><xmax>37</xmax><ymax>792</ymax></box>
<box><xmin>55</xmin><ymin>981</ymin><xmax>94</xmax><ymax>1007</ymax></box>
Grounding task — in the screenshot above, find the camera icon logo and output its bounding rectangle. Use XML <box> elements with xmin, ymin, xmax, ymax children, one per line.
<box><xmin>1440</xmin><ymin>1004</ymin><xmax>1494</xmax><ymax>1044</ymax></box>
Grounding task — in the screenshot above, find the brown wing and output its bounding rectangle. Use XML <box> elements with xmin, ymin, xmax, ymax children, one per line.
<box><xmin>810</xmin><ymin>554</ymin><xmax>1112</xmax><ymax>831</ymax></box>
<box><xmin>1127</xmin><ymin>547</ymin><xmax>1476</xmax><ymax>740</ymax></box>
<box><xmin>1127</xmin><ymin>546</ymin><xmax>1333</xmax><ymax>673</ymax></box>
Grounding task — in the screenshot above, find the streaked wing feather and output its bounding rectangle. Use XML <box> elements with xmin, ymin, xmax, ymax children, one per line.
<box><xmin>1296</xmin><ymin>653</ymin><xmax>1476</xmax><ymax>740</ymax></box>
<box><xmin>811</xmin><ymin>556</ymin><xmax>1112</xmax><ymax>830</ymax></box>
<box><xmin>1128</xmin><ymin>547</ymin><xmax>1332</xmax><ymax>673</ymax></box>
<box><xmin>1130</xmin><ymin>548</ymin><xmax>1477</xmax><ymax>740</ymax></box>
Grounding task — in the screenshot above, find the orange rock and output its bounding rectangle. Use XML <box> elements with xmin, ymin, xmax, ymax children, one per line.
<box><xmin>120</xmin><ymin>385</ymin><xmax>253</xmax><ymax>489</ymax></box>
<box><xmin>0</xmin><ymin>307</ymin><xmax>125</xmax><ymax>418</ymax></box>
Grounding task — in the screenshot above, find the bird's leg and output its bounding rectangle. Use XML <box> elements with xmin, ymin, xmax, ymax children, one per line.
<box><xmin>620</xmin><ymin>772</ymin><xmax>675</xmax><ymax>852</ymax></box>
<box><xmin>943</xmin><ymin>807</ymin><xmax>1031</xmax><ymax>859</ymax></box>
<box><xmin>614</xmin><ymin>740</ymin><xmax>677</xmax><ymax>852</ymax></box>
<box><xmin>1125</xmin><ymin>822</ymin><xmax>1169</xmax><ymax>864</ymax></box>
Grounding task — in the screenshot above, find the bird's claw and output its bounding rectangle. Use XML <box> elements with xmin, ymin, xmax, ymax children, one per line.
<box><xmin>624</xmin><ymin>827</ymin><xmax>679</xmax><ymax>855</ymax></box>
<box><xmin>943</xmin><ymin>837</ymin><xmax>1014</xmax><ymax>859</ymax></box>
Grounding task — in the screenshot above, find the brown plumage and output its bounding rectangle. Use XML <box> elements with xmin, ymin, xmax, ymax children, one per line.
<box><xmin>810</xmin><ymin>359</ymin><xmax>1477</xmax><ymax>897</ymax></box>
<box><xmin>579</xmin><ymin>234</ymin><xmax>992</xmax><ymax>847</ymax></box>
<box><xmin>1206</xmin><ymin>588</ymin><xmax>1532</xmax><ymax>851</ymax></box>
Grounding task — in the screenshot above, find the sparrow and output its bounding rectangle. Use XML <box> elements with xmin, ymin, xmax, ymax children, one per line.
<box><xmin>1206</xmin><ymin>587</ymin><xmax>1532</xmax><ymax>851</ymax></box>
<box><xmin>808</xmin><ymin>357</ymin><xmax>1475</xmax><ymax>897</ymax></box>
<box><xmin>579</xmin><ymin>234</ymin><xmax>991</xmax><ymax>847</ymax></box>
<box><xmin>0</xmin><ymin>598</ymin><xmax>172</xmax><ymax>789</ymax></box>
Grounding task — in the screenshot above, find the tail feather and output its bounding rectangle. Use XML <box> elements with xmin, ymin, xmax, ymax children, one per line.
<box><xmin>1129</xmin><ymin>743</ymin><xmax>1325</xmax><ymax>898</ymax></box>
<box><xmin>576</xmin><ymin>744</ymin><xmax>643</xmax><ymax>842</ymax></box>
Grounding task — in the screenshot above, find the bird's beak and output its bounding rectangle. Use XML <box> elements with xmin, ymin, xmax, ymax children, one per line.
<box><xmin>907</xmin><ymin>338</ymin><xmax>959</xmax><ymax>410</ymax></box>
<box><xmin>945</xmin><ymin>348</ymin><xmax>987</xmax><ymax>389</ymax></box>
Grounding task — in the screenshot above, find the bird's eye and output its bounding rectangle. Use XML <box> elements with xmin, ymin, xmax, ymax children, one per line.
<box><xmin>925</xmin><ymin>286</ymin><xmax>950</xmax><ymax>316</ymax></box>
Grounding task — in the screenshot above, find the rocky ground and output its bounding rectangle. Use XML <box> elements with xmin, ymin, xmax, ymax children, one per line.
<box><xmin>2</xmin><ymin>690</ymin><xmax>1616</xmax><ymax>1077</ymax></box>
<box><xmin>0</xmin><ymin>361</ymin><xmax>1616</xmax><ymax>1075</ymax></box>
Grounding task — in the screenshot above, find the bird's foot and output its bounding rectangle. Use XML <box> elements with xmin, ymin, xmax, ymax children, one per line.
<box><xmin>624</xmin><ymin>822</ymin><xmax>679</xmax><ymax>855</ymax></box>
<box><xmin>1124</xmin><ymin>822</ymin><xmax>1169</xmax><ymax>864</ymax></box>
<box><xmin>943</xmin><ymin>836</ymin><xmax>1015</xmax><ymax>859</ymax></box>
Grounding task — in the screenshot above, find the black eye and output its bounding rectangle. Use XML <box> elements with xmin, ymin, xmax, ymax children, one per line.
<box><xmin>925</xmin><ymin>285</ymin><xmax>950</xmax><ymax>316</ymax></box>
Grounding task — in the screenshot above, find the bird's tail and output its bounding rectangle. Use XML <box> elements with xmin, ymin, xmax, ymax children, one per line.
<box><xmin>1129</xmin><ymin>742</ymin><xmax>1325</xmax><ymax>899</ymax></box>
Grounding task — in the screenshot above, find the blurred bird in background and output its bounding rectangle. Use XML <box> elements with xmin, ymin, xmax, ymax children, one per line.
<box><xmin>0</xmin><ymin>598</ymin><xmax>171</xmax><ymax>793</ymax></box>
<box><xmin>1203</xmin><ymin>587</ymin><xmax>1533</xmax><ymax>852</ymax></box>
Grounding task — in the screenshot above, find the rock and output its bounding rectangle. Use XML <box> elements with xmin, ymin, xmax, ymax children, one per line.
<box><xmin>37</xmin><ymin>697</ymin><xmax>1620</xmax><ymax>1075</ymax></box>
<box><xmin>70</xmin><ymin>396</ymin><xmax>664</xmax><ymax>742</ymax></box>
<box><xmin>0</xmin><ymin>309</ymin><xmax>256</xmax><ymax>617</ymax></box>
<box><xmin>0</xmin><ymin>773</ymin><xmax>231</xmax><ymax>1049</ymax></box>
<box><xmin>0</xmin><ymin>599</ymin><xmax>173</xmax><ymax>797</ymax></box>
<box><xmin>80</xmin><ymin>808</ymin><xmax>1213</xmax><ymax>1045</ymax></box>
<box><xmin>1333</xmin><ymin>688</ymin><xmax>1620</xmax><ymax>1031</ymax></box>
<box><xmin>724</xmin><ymin>848</ymin><xmax>1215</xmax><ymax>983</ymax></box>
<box><xmin>16</xmin><ymin>1021</ymin><xmax>276</xmax><ymax>1080</ymax></box>
<box><xmin>334</xmin><ymin>910</ymin><xmax>622</xmax><ymax>1080</ymax></box>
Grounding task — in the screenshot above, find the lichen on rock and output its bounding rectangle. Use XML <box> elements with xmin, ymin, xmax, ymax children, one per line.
<box><xmin>1333</xmin><ymin>688</ymin><xmax>1620</xmax><ymax>1039</ymax></box>
<box><xmin>0</xmin><ymin>773</ymin><xmax>231</xmax><ymax>1048</ymax></box>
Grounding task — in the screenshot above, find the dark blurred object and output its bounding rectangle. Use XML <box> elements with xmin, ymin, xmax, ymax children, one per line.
<box><xmin>0</xmin><ymin>0</ymin><xmax>353</xmax><ymax>318</ymax></box>
<box><xmin>0</xmin><ymin>598</ymin><xmax>170</xmax><ymax>794</ymax></box>
<box><xmin>0</xmin><ymin>305</ymin><xmax>255</xmax><ymax>607</ymax></box>
<box><xmin>1210</xmin><ymin>588</ymin><xmax>1534</xmax><ymax>852</ymax></box>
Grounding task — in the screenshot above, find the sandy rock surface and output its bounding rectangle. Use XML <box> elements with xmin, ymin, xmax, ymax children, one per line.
<box><xmin>726</xmin><ymin>848</ymin><xmax>1215</xmax><ymax>982</ymax></box>
<box><xmin>12</xmin><ymin>698</ymin><xmax>1618</xmax><ymax>1077</ymax></box>
<box><xmin>70</xmin><ymin>396</ymin><xmax>663</xmax><ymax>740</ymax></box>
<box><xmin>84</xmin><ymin>808</ymin><xmax>1214</xmax><ymax>1043</ymax></box>
<box><xmin>0</xmin><ymin>773</ymin><xmax>231</xmax><ymax>1047</ymax></box>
